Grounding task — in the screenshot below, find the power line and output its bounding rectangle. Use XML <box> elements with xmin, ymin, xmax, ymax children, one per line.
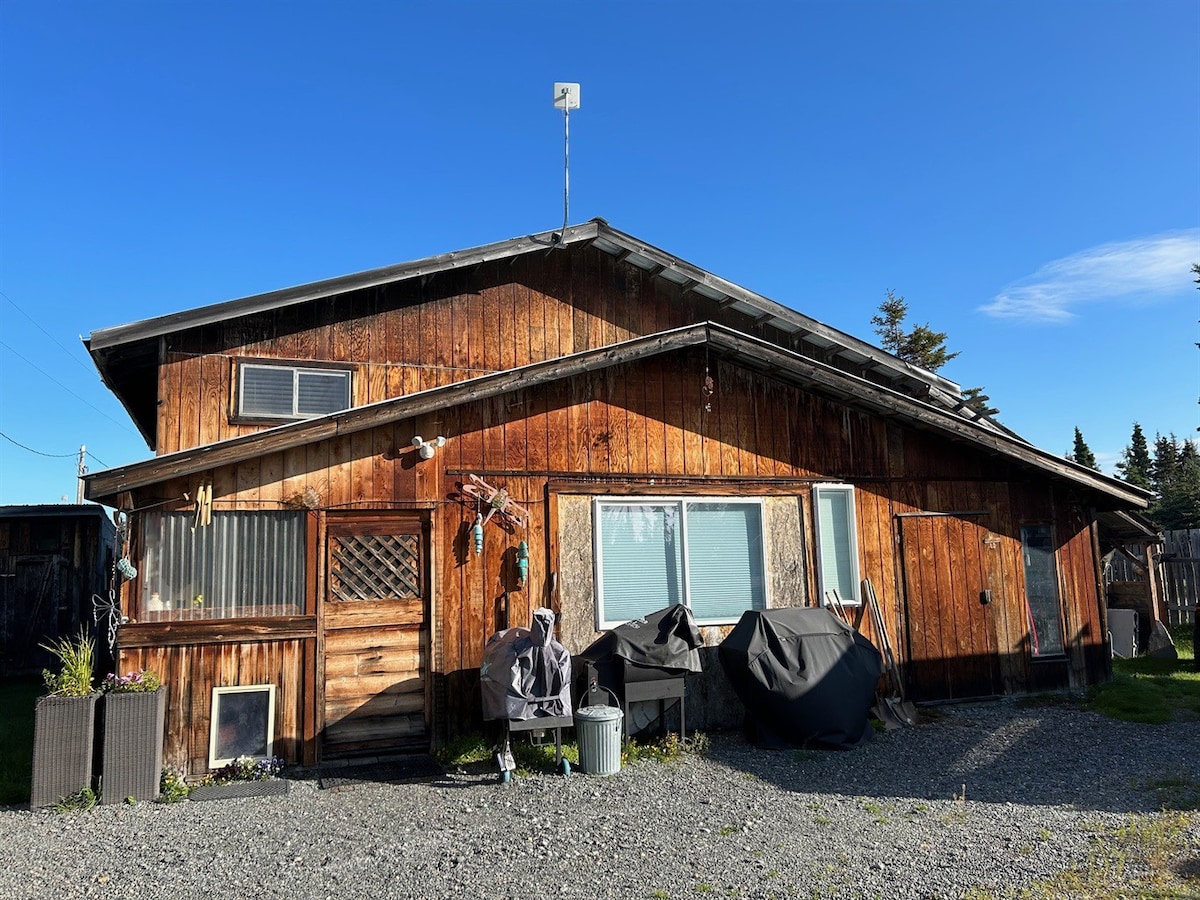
<box><xmin>0</xmin><ymin>431</ymin><xmax>78</xmax><ymax>458</ymax></box>
<box><xmin>0</xmin><ymin>339</ymin><xmax>139</xmax><ymax>436</ymax></box>
<box><xmin>0</xmin><ymin>290</ymin><xmax>98</xmax><ymax>377</ymax></box>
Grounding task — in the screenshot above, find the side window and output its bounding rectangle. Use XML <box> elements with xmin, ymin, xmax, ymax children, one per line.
<box><xmin>238</xmin><ymin>362</ymin><xmax>351</xmax><ymax>420</ymax></box>
<box><xmin>1021</xmin><ymin>524</ymin><xmax>1065</xmax><ymax>657</ymax></box>
<box><xmin>813</xmin><ymin>484</ymin><xmax>861</xmax><ymax>605</ymax></box>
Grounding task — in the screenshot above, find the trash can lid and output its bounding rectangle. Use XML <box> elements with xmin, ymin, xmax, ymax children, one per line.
<box><xmin>575</xmin><ymin>704</ymin><xmax>624</xmax><ymax>722</ymax></box>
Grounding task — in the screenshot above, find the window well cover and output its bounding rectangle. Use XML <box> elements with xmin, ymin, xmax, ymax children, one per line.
<box><xmin>718</xmin><ymin>608</ymin><xmax>882</xmax><ymax>750</ymax></box>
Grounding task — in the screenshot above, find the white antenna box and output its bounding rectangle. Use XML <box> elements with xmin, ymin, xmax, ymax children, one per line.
<box><xmin>553</xmin><ymin>83</ymin><xmax>580</xmax><ymax>110</ymax></box>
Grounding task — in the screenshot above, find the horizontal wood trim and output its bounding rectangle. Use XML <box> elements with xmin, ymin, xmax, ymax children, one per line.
<box><xmin>545</xmin><ymin>478</ymin><xmax>824</xmax><ymax>495</ymax></box>
<box><xmin>324</xmin><ymin>600</ymin><xmax>425</xmax><ymax>626</ymax></box>
<box><xmin>324</xmin><ymin>673</ymin><xmax>425</xmax><ymax>702</ymax></box>
<box><xmin>324</xmin><ymin>648</ymin><xmax>423</xmax><ymax>679</ymax></box>
<box><xmin>324</xmin><ymin>712</ymin><xmax>426</xmax><ymax>742</ymax></box>
<box><xmin>324</xmin><ymin>628</ymin><xmax>424</xmax><ymax>655</ymax></box>
<box><xmin>324</xmin><ymin>689</ymin><xmax>426</xmax><ymax>723</ymax></box>
<box><xmin>117</xmin><ymin>616</ymin><xmax>317</xmax><ymax>648</ymax></box>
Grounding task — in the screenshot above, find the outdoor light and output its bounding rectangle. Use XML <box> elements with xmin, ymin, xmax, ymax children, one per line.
<box><xmin>411</xmin><ymin>435</ymin><xmax>446</xmax><ymax>460</ymax></box>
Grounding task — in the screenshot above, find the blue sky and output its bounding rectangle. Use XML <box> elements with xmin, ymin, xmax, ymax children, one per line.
<box><xmin>1</xmin><ymin>1</ymin><xmax>1197</xmax><ymax>505</ymax></box>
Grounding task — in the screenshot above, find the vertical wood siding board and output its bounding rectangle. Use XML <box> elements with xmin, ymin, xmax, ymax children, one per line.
<box><xmin>663</xmin><ymin>353</ymin><xmax>687</xmax><ymax>476</ymax></box>
<box><xmin>625</xmin><ymin>359</ymin><xmax>647</xmax><ymax>476</ymax></box>
<box><xmin>235</xmin><ymin>456</ymin><xmax>261</xmax><ymax>505</ymax></box>
<box><xmin>374</xmin><ymin>423</ymin><xmax>395</xmax><ymax>505</ymax></box>
<box><xmin>545</xmin><ymin>378</ymin><xmax>569</xmax><ymax>473</ymax></box>
<box><xmin>434</xmin><ymin>298</ymin><xmax>453</xmax><ymax>387</ymax></box>
<box><xmin>556</xmin><ymin>252</ymin><xmax>573</xmax><ymax>358</ymax></box>
<box><xmin>517</xmin><ymin>275</ymin><xmax>534</xmax><ymax>370</ymax></box>
<box><xmin>566</xmin><ymin>375</ymin><xmax>585</xmax><ymax>473</ymax></box>
<box><xmin>530</xmin><ymin>274</ymin><xmax>548</xmax><ymax>366</ymax></box>
<box><xmin>350</xmin><ymin>429</ymin><xmax>372</xmax><ymax>504</ymax></box>
<box><xmin>605</xmin><ymin>367</ymin><xmax>627</xmax><ymax>475</ymax></box>
<box><xmin>175</xmin><ymin>354</ymin><xmax>203</xmax><ymax>452</ymax></box>
<box><xmin>467</xmin><ymin>270</ymin><xmax>485</xmax><ymax>376</ymax></box>
<box><xmin>734</xmin><ymin>367</ymin><xmax>756</xmax><ymax>476</ymax></box>
<box><xmin>459</xmin><ymin>396</ymin><xmax>484</xmax><ymax>480</ymax></box>
<box><xmin>525</xmin><ymin>386</ymin><xmax>549</xmax><ymax>473</ymax></box>
<box><xmin>481</xmin><ymin>276</ymin><xmax>501</xmax><ymax>374</ymax></box>
<box><xmin>644</xmin><ymin>355</ymin><xmax>667</xmax><ymax>475</ymax></box>
<box><xmin>198</xmin><ymin>353</ymin><xmax>224</xmax><ymax>445</ymax></box>
<box><xmin>504</xmin><ymin>393</ymin><xmax>528</xmax><ymax>473</ymax></box>
<box><xmin>753</xmin><ymin>375</ymin><xmax>773</xmax><ymax>477</ymax></box>
<box><xmin>482</xmin><ymin>395</ymin><xmax>503</xmax><ymax>473</ymax></box>
<box><xmin>259</xmin><ymin>451</ymin><xmax>283</xmax><ymax>504</ymax></box>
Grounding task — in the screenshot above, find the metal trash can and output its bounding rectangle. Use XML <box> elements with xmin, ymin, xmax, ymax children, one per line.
<box><xmin>574</xmin><ymin>704</ymin><xmax>623</xmax><ymax>776</ymax></box>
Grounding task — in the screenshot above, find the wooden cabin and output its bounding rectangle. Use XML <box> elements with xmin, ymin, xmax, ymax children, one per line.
<box><xmin>82</xmin><ymin>219</ymin><xmax>1149</xmax><ymax>775</ymax></box>
<box><xmin>0</xmin><ymin>504</ymin><xmax>116</xmax><ymax>675</ymax></box>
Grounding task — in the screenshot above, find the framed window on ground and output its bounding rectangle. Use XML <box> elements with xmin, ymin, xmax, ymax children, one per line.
<box><xmin>237</xmin><ymin>361</ymin><xmax>351</xmax><ymax>421</ymax></box>
<box><xmin>814</xmin><ymin>484</ymin><xmax>861</xmax><ymax>606</ymax></box>
<box><xmin>209</xmin><ymin>685</ymin><xmax>276</xmax><ymax>768</ymax></box>
<box><xmin>593</xmin><ymin>498</ymin><xmax>767</xmax><ymax>628</ymax></box>
<box><xmin>140</xmin><ymin>510</ymin><xmax>306</xmax><ymax>620</ymax></box>
<box><xmin>1020</xmin><ymin>524</ymin><xmax>1065</xmax><ymax>657</ymax></box>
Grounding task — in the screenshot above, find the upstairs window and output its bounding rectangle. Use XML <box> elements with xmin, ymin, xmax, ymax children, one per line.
<box><xmin>238</xmin><ymin>362</ymin><xmax>351</xmax><ymax>421</ymax></box>
<box><xmin>593</xmin><ymin>498</ymin><xmax>767</xmax><ymax>628</ymax></box>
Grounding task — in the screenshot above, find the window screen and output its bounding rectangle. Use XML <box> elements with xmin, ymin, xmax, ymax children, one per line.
<box><xmin>594</xmin><ymin>498</ymin><xmax>765</xmax><ymax>627</ymax></box>
<box><xmin>240</xmin><ymin>363</ymin><xmax>350</xmax><ymax>419</ymax></box>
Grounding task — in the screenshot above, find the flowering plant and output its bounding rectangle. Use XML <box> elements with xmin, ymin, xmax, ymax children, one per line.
<box><xmin>102</xmin><ymin>669</ymin><xmax>162</xmax><ymax>694</ymax></box>
<box><xmin>201</xmin><ymin>755</ymin><xmax>285</xmax><ymax>785</ymax></box>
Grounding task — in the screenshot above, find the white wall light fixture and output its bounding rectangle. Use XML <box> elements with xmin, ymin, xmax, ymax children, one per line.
<box><xmin>412</xmin><ymin>435</ymin><xmax>446</xmax><ymax>460</ymax></box>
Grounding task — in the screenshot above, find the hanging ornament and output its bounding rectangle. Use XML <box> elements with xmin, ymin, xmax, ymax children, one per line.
<box><xmin>516</xmin><ymin>540</ymin><xmax>529</xmax><ymax>587</ymax></box>
<box><xmin>702</xmin><ymin>371</ymin><xmax>714</xmax><ymax>413</ymax></box>
<box><xmin>472</xmin><ymin>513</ymin><xmax>484</xmax><ymax>556</ymax></box>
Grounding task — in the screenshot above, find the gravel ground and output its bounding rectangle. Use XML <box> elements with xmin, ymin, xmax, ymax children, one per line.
<box><xmin>2</xmin><ymin>698</ymin><xmax>1198</xmax><ymax>900</ymax></box>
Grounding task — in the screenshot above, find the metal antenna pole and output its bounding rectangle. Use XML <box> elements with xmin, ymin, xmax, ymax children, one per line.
<box><xmin>76</xmin><ymin>444</ymin><xmax>86</xmax><ymax>504</ymax></box>
<box><xmin>563</xmin><ymin>102</ymin><xmax>570</xmax><ymax>236</ymax></box>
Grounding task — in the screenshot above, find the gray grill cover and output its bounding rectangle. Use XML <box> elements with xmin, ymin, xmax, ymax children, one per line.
<box><xmin>719</xmin><ymin>607</ymin><xmax>882</xmax><ymax>750</ymax></box>
<box><xmin>481</xmin><ymin>607</ymin><xmax>572</xmax><ymax>721</ymax></box>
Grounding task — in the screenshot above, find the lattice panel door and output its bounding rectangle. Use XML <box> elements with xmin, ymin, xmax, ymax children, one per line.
<box><xmin>329</xmin><ymin>533</ymin><xmax>421</xmax><ymax>602</ymax></box>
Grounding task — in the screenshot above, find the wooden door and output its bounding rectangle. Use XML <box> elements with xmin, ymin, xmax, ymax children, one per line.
<box><xmin>899</xmin><ymin>513</ymin><xmax>1002</xmax><ymax>702</ymax></box>
<box><xmin>322</xmin><ymin>517</ymin><xmax>429</xmax><ymax>758</ymax></box>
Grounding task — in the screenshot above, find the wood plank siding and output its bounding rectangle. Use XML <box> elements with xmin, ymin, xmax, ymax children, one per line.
<box><xmin>118</xmin><ymin>344</ymin><xmax>1112</xmax><ymax>765</ymax></box>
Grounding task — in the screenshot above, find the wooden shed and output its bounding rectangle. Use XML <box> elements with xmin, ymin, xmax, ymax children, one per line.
<box><xmin>0</xmin><ymin>504</ymin><xmax>116</xmax><ymax>674</ymax></box>
<box><xmin>81</xmin><ymin>219</ymin><xmax>1150</xmax><ymax>775</ymax></box>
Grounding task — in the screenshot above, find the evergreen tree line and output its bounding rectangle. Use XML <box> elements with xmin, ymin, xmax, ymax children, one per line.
<box><xmin>1114</xmin><ymin>425</ymin><xmax>1200</xmax><ymax>530</ymax></box>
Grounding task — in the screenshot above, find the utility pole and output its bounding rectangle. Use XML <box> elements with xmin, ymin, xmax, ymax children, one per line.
<box><xmin>76</xmin><ymin>444</ymin><xmax>86</xmax><ymax>504</ymax></box>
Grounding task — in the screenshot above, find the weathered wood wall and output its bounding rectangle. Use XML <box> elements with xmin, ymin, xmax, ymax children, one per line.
<box><xmin>122</xmin><ymin>345</ymin><xmax>1110</xmax><ymax>752</ymax></box>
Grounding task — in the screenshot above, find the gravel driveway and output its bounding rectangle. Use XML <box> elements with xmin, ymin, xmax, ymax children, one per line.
<box><xmin>3</xmin><ymin>699</ymin><xmax>1198</xmax><ymax>900</ymax></box>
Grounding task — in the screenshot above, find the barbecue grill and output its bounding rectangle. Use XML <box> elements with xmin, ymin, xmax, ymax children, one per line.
<box><xmin>480</xmin><ymin>607</ymin><xmax>573</xmax><ymax>782</ymax></box>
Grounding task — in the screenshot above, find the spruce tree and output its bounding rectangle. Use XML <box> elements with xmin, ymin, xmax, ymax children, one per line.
<box><xmin>1070</xmin><ymin>427</ymin><xmax>1098</xmax><ymax>469</ymax></box>
<box><xmin>1116</xmin><ymin>423</ymin><xmax>1152</xmax><ymax>489</ymax></box>
<box><xmin>870</xmin><ymin>290</ymin><xmax>960</xmax><ymax>372</ymax></box>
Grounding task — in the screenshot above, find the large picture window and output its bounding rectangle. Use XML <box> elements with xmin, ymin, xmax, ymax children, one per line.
<box><xmin>814</xmin><ymin>484</ymin><xmax>861</xmax><ymax>606</ymax></box>
<box><xmin>1021</xmin><ymin>524</ymin><xmax>1065</xmax><ymax>657</ymax></box>
<box><xmin>140</xmin><ymin>510</ymin><xmax>306</xmax><ymax>620</ymax></box>
<box><xmin>594</xmin><ymin>498</ymin><xmax>766</xmax><ymax>628</ymax></box>
<box><xmin>238</xmin><ymin>362</ymin><xmax>351</xmax><ymax>420</ymax></box>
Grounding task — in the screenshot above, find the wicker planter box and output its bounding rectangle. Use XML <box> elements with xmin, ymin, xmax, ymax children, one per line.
<box><xmin>188</xmin><ymin>779</ymin><xmax>289</xmax><ymax>801</ymax></box>
<box><xmin>30</xmin><ymin>693</ymin><xmax>99</xmax><ymax>809</ymax></box>
<box><xmin>99</xmin><ymin>688</ymin><xmax>166</xmax><ymax>804</ymax></box>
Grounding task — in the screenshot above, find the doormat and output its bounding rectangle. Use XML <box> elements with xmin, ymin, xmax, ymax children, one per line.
<box><xmin>318</xmin><ymin>755</ymin><xmax>444</xmax><ymax>790</ymax></box>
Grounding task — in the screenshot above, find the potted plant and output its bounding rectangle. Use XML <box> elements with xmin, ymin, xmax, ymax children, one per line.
<box><xmin>189</xmin><ymin>755</ymin><xmax>289</xmax><ymax>801</ymax></box>
<box><xmin>30</xmin><ymin>630</ymin><xmax>99</xmax><ymax>809</ymax></box>
<box><xmin>98</xmin><ymin>668</ymin><xmax>166</xmax><ymax>804</ymax></box>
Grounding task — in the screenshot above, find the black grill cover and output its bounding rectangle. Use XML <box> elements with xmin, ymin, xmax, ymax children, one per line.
<box><xmin>718</xmin><ymin>607</ymin><xmax>882</xmax><ymax>750</ymax></box>
<box><xmin>580</xmin><ymin>603</ymin><xmax>704</xmax><ymax>675</ymax></box>
<box><xmin>480</xmin><ymin>607</ymin><xmax>572</xmax><ymax>721</ymax></box>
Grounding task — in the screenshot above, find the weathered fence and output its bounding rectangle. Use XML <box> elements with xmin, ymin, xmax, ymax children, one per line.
<box><xmin>1105</xmin><ymin>529</ymin><xmax>1198</xmax><ymax>625</ymax></box>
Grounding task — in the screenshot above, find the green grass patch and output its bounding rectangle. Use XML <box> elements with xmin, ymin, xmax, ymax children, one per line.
<box><xmin>0</xmin><ymin>676</ymin><xmax>41</xmax><ymax>806</ymax></box>
<box><xmin>1087</xmin><ymin>625</ymin><xmax>1200</xmax><ymax>724</ymax></box>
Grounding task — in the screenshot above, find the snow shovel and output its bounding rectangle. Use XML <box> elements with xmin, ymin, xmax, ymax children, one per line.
<box><xmin>862</xmin><ymin>578</ymin><xmax>918</xmax><ymax>727</ymax></box>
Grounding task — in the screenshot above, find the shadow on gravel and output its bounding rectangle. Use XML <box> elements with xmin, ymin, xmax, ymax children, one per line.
<box><xmin>702</xmin><ymin>700</ymin><xmax>1200</xmax><ymax>815</ymax></box>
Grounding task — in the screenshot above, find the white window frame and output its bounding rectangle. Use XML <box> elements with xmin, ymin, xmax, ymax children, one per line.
<box><xmin>237</xmin><ymin>362</ymin><xmax>351</xmax><ymax>420</ymax></box>
<box><xmin>208</xmin><ymin>684</ymin><xmax>277</xmax><ymax>769</ymax></box>
<box><xmin>813</xmin><ymin>483</ymin><xmax>862</xmax><ymax>607</ymax></box>
<box><xmin>592</xmin><ymin>496</ymin><xmax>769</xmax><ymax>629</ymax></box>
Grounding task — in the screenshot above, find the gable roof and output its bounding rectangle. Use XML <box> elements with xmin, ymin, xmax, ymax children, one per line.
<box><xmin>84</xmin><ymin>321</ymin><xmax>1150</xmax><ymax>509</ymax></box>
<box><xmin>84</xmin><ymin>219</ymin><xmax>1000</xmax><ymax>448</ymax></box>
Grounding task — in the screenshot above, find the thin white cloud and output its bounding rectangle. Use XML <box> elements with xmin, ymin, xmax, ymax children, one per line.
<box><xmin>979</xmin><ymin>229</ymin><xmax>1200</xmax><ymax>323</ymax></box>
